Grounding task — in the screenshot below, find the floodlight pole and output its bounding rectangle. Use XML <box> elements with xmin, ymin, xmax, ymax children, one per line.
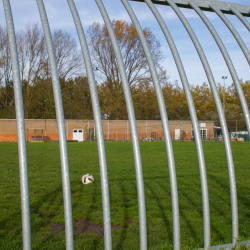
<box><xmin>222</xmin><ymin>76</ymin><xmax>227</xmax><ymax>111</ymax></box>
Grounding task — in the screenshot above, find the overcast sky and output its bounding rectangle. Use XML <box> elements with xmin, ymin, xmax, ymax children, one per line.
<box><xmin>0</xmin><ymin>0</ymin><xmax>249</xmax><ymax>87</ymax></box>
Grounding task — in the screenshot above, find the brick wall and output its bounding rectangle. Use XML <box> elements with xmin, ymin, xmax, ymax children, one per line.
<box><xmin>0</xmin><ymin>119</ymin><xmax>214</xmax><ymax>142</ymax></box>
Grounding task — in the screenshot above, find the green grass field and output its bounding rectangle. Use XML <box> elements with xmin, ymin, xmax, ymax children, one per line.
<box><xmin>0</xmin><ymin>141</ymin><xmax>249</xmax><ymax>249</ymax></box>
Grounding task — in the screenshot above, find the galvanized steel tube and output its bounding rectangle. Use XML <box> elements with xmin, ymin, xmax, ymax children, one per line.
<box><xmin>66</xmin><ymin>0</ymin><xmax>112</xmax><ymax>249</ymax></box>
<box><xmin>121</xmin><ymin>0</ymin><xmax>182</xmax><ymax>249</ymax></box>
<box><xmin>209</xmin><ymin>1</ymin><xmax>250</xmax><ymax>66</ymax></box>
<box><xmin>95</xmin><ymin>0</ymin><xmax>147</xmax><ymax>248</ymax></box>
<box><xmin>141</xmin><ymin>0</ymin><xmax>211</xmax><ymax>247</ymax></box>
<box><xmin>230</xmin><ymin>6</ymin><xmax>250</xmax><ymax>32</ymax></box>
<box><xmin>36</xmin><ymin>1</ymin><xmax>74</xmax><ymax>249</ymax></box>
<box><xmin>2</xmin><ymin>1</ymin><xmax>31</xmax><ymax>249</ymax></box>
<box><xmin>173</xmin><ymin>0</ymin><xmax>238</xmax><ymax>244</ymax></box>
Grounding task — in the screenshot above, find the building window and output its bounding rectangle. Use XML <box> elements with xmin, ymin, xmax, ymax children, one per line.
<box><xmin>192</xmin><ymin>129</ymin><xmax>207</xmax><ymax>139</ymax></box>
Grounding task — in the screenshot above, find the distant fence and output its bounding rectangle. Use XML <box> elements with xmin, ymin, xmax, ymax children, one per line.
<box><xmin>1</xmin><ymin>119</ymin><xmax>249</xmax><ymax>143</ymax></box>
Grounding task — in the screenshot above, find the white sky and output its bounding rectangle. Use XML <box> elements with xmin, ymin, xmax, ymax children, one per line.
<box><xmin>0</xmin><ymin>0</ymin><xmax>250</xmax><ymax>87</ymax></box>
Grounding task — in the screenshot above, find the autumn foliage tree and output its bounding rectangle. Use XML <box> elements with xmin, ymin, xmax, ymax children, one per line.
<box><xmin>87</xmin><ymin>19</ymin><xmax>164</xmax><ymax>119</ymax></box>
<box><xmin>191</xmin><ymin>82</ymin><xmax>216</xmax><ymax>120</ymax></box>
<box><xmin>88</xmin><ymin>20</ymin><xmax>164</xmax><ymax>86</ymax></box>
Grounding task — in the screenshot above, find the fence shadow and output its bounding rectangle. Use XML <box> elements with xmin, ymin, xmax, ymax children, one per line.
<box><xmin>114</xmin><ymin>180</ymin><xmax>130</xmax><ymax>250</ymax></box>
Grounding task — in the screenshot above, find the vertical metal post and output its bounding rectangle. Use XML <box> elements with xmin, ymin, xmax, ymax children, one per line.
<box><xmin>142</xmin><ymin>0</ymin><xmax>211</xmax><ymax>247</ymax></box>
<box><xmin>236</xmin><ymin>120</ymin><xmax>237</xmax><ymax>132</ymax></box>
<box><xmin>36</xmin><ymin>1</ymin><xmax>74</xmax><ymax>249</ymax></box>
<box><xmin>67</xmin><ymin>120</ymin><xmax>68</xmax><ymax>140</ymax></box>
<box><xmin>222</xmin><ymin>76</ymin><xmax>227</xmax><ymax>111</ymax></box>
<box><xmin>3</xmin><ymin>1</ymin><xmax>31</xmax><ymax>249</ymax></box>
<box><xmin>121</xmin><ymin>0</ymin><xmax>184</xmax><ymax>247</ymax></box>
<box><xmin>108</xmin><ymin>120</ymin><xmax>109</xmax><ymax>141</ymax></box>
<box><xmin>88</xmin><ymin>120</ymin><xmax>89</xmax><ymax>141</ymax></box>
<box><xmin>127</xmin><ymin>120</ymin><xmax>129</xmax><ymax>141</ymax></box>
<box><xmin>45</xmin><ymin>100</ymin><xmax>47</xmax><ymax>141</ymax></box>
<box><xmin>95</xmin><ymin>0</ymin><xmax>147</xmax><ymax>248</ymax></box>
<box><xmin>66</xmin><ymin>1</ymin><xmax>112</xmax><ymax>248</ymax></box>
<box><xmin>146</xmin><ymin>121</ymin><xmax>147</xmax><ymax>137</ymax></box>
<box><xmin>209</xmin><ymin>122</ymin><xmax>211</xmax><ymax>141</ymax></box>
<box><xmin>180</xmin><ymin>121</ymin><xmax>182</xmax><ymax>140</ymax></box>
<box><xmin>176</xmin><ymin>0</ymin><xmax>239</xmax><ymax>244</ymax></box>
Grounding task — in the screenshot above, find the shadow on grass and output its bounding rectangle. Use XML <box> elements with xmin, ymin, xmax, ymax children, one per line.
<box><xmin>157</xmin><ymin>176</ymin><xmax>201</xmax><ymax>247</ymax></box>
<box><xmin>207</xmin><ymin>174</ymin><xmax>231</xmax><ymax>214</ymax></box>
<box><xmin>144</xmin><ymin>180</ymin><xmax>172</xmax><ymax>240</ymax></box>
<box><xmin>83</xmin><ymin>181</ymin><xmax>103</xmax><ymax>250</ymax></box>
<box><xmin>114</xmin><ymin>180</ymin><xmax>129</xmax><ymax>250</ymax></box>
<box><xmin>180</xmin><ymin>176</ymin><xmax>227</xmax><ymax>247</ymax></box>
<box><xmin>209</xmin><ymin>172</ymin><xmax>250</xmax><ymax>211</ymax></box>
<box><xmin>0</xmin><ymin>184</ymin><xmax>65</xmax><ymax>249</ymax></box>
<box><xmin>207</xmin><ymin>173</ymin><xmax>250</xmax><ymax>244</ymax></box>
<box><xmin>0</xmin><ymin>207</ymin><xmax>22</xmax><ymax>243</ymax></box>
<box><xmin>31</xmin><ymin>185</ymin><xmax>65</xmax><ymax>250</ymax></box>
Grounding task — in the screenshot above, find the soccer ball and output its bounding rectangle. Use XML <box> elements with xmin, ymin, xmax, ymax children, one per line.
<box><xmin>81</xmin><ymin>174</ymin><xmax>94</xmax><ymax>185</ymax></box>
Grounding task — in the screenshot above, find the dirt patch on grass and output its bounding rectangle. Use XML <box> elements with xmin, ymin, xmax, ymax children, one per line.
<box><xmin>33</xmin><ymin>209</ymin><xmax>39</xmax><ymax>214</ymax></box>
<box><xmin>49</xmin><ymin>218</ymin><xmax>133</xmax><ymax>236</ymax></box>
<box><xmin>49</xmin><ymin>223</ymin><xmax>65</xmax><ymax>235</ymax></box>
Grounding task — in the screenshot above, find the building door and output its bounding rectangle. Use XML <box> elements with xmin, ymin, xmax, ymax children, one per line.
<box><xmin>73</xmin><ymin>129</ymin><xmax>84</xmax><ymax>142</ymax></box>
<box><xmin>175</xmin><ymin>129</ymin><xmax>180</xmax><ymax>140</ymax></box>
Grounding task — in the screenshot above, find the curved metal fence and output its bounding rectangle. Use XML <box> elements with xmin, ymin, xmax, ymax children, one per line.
<box><xmin>2</xmin><ymin>0</ymin><xmax>250</xmax><ymax>249</ymax></box>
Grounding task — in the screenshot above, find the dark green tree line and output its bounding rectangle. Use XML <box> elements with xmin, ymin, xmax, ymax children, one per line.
<box><xmin>0</xmin><ymin>21</ymin><xmax>250</xmax><ymax>123</ymax></box>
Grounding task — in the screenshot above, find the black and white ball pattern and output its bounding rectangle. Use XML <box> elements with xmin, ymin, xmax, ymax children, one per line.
<box><xmin>81</xmin><ymin>174</ymin><xmax>94</xmax><ymax>185</ymax></box>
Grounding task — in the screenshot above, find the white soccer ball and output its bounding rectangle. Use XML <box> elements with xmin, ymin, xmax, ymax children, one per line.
<box><xmin>81</xmin><ymin>174</ymin><xmax>94</xmax><ymax>185</ymax></box>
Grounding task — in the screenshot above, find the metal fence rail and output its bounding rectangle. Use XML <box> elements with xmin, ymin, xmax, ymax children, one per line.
<box><xmin>2</xmin><ymin>1</ymin><xmax>31</xmax><ymax>249</ymax></box>
<box><xmin>36</xmin><ymin>1</ymin><xmax>75</xmax><ymax>249</ymax></box>
<box><xmin>95</xmin><ymin>1</ymin><xmax>148</xmax><ymax>249</ymax></box>
<box><xmin>66</xmin><ymin>1</ymin><xmax>113</xmax><ymax>249</ymax></box>
<box><xmin>3</xmin><ymin>0</ymin><xmax>250</xmax><ymax>249</ymax></box>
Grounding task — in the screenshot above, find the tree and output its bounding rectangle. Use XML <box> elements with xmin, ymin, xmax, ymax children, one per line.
<box><xmin>27</xmin><ymin>76</ymin><xmax>93</xmax><ymax>120</ymax></box>
<box><xmin>0</xmin><ymin>23</ymin><xmax>85</xmax><ymax>119</ymax></box>
<box><xmin>88</xmin><ymin>20</ymin><xmax>164</xmax><ymax>87</ymax></box>
<box><xmin>16</xmin><ymin>23</ymin><xmax>45</xmax><ymax>118</ymax></box>
<box><xmin>61</xmin><ymin>76</ymin><xmax>93</xmax><ymax>119</ymax></box>
<box><xmin>191</xmin><ymin>82</ymin><xmax>216</xmax><ymax>120</ymax></box>
<box><xmin>132</xmin><ymin>80</ymin><xmax>159</xmax><ymax>120</ymax></box>
<box><xmin>162</xmin><ymin>80</ymin><xmax>189</xmax><ymax>120</ymax></box>
<box><xmin>98</xmin><ymin>80</ymin><xmax>127</xmax><ymax>120</ymax></box>
<box><xmin>0</xmin><ymin>27</ymin><xmax>10</xmax><ymax>82</ymax></box>
<box><xmin>0</xmin><ymin>26</ymin><xmax>13</xmax><ymax>116</ymax></box>
<box><xmin>47</xmin><ymin>29</ymin><xmax>84</xmax><ymax>80</ymax></box>
<box><xmin>88</xmin><ymin>19</ymin><xmax>164</xmax><ymax>120</ymax></box>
